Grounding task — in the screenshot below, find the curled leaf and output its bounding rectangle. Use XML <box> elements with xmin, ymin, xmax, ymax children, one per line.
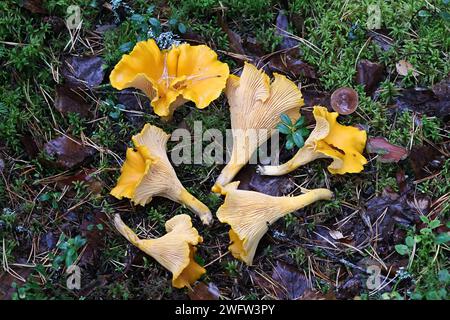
<box><xmin>366</xmin><ymin>137</ymin><xmax>408</xmax><ymax>163</ymax></box>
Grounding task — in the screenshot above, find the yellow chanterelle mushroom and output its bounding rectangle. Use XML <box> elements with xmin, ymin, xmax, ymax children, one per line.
<box><xmin>258</xmin><ymin>106</ymin><xmax>367</xmax><ymax>176</ymax></box>
<box><xmin>216</xmin><ymin>182</ymin><xmax>333</xmax><ymax>265</ymax></box>
<box><xmin>110</xmin><ymin>39</ymin><xmax>229</xmax><ymax>121</ymax></box>
<box><xmin>212</xmin><ymin>62</ymin><xmax>304</xmax><ymax>193</ymax></box>
<box><xmin>114</xmin><ymin>214</ymin><xmax>206</xmax><ymax>288</ymax></box>
<box><xmin>111</xmin><ymin>124</ymin><xmax>213</xmax><ymax>225</ymax></box>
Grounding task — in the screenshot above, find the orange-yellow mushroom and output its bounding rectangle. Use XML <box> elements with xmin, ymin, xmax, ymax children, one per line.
<box><xmin>110</xmin><ymin>39</ymin><xmax>229</xmax><ymax>121</ymax></box>
<box><xmin>111</xmin><ymin>124</ymin><xmax>212</xmax><ymax>225</ymax></box>
<box><xmin>258</xmin><ymin>106</ymin><xmax>367</xmax><ymax>176</ymax></box>
<box><xmin>216</xmin><ymin>182</ymin><xmax>333</xmax><ymax>265</ymax></box>
<box><xmin>114</xmin><ymin>214</ymin><xmax>206</xmax><ymax>288</ymax></box>
<box><xmin>212</xmin><ymin>62</ymin><xmax>304</xmax><ymax>193</ymax></box>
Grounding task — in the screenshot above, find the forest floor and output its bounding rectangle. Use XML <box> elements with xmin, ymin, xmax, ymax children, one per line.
<box><xmin>0</xmin><ymin>0</ymin><xmax>449</xmax><ymax>300</ymax></box>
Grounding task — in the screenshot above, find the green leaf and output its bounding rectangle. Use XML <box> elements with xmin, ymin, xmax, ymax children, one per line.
<box><xmin>435</xmin><ymin>232</ymin><xmax>450</xmax><ymax>244</ymax></box>
<box><xmin>420</xmin><ymin>228</ymin><xmax>432</xmax><ymax>235</ymax></box>
<box><xmin>438</xmin><ymin>269</ymin><xmax>449</xmax><ymax>283</ymax></box>
<box><xmin>130</xmin><ymin>14</ymin><xmax>145</xmax><ymax>24</ymax></box>
<box><xmin>178</xmin><ymin>23</ymin><xmax>187</xmax><ymax>34</ymax></box>
<box><xmin>429</xmin><ymin>219</ymin><xmax>441</xmax><ymax>229</ymax></box>
<box><xmin>149</xmin><ymin>18</ymin><xmax>161</xmax><ymax>28</ymax></box>
<box><xmin>146</xmin><ymin>5</ymin><xmax>155</xmax><ymax>14</ymax></box>
<box><xmin>405</xmin><ymin>236</ymin><xmax>415</xmax><ymax>247</ymax></box>
<box><xmin>299</xmin><ymin>127</ymin><xmax>310</xmax><ymax>137</ymax></box>
<box><xmin>96</xmin><ymin>223</ymin><xmax>104</xmax><ymax>231</ymax></box>
<box><xmin>280</xmin><ymin>113</ymin><xmax>292</xmax><ymax>126</ymax></box>
<box><xmin>425</xmin><ymin>290</ymin><xmax>440</xmax><ymax>300</ymax></box>
<box><xmin>418</xmin><ymin>10</ymin><xmax>432</xmax><ymax>17</ymax></box>
<box><xmin>39</xmin><ymin>193</ymin><xmax>50</xmax><ymax>202</ymax></box>
<box><xmin>395</xmin><ymin>244</ymin><xmax>409</xmax><ymax>255</ymax></box>
<box><xmin>53</xmin><ymin>256</ymin><xmax>64</xmax><ymax>268</ymax></box>
<box><xmin>441</xmin><ymin>11</ymin><xmax>450</xmax><ymax>22</ymax></box>
<box><xmin>65</xmin><ymin>250</ymin><xmax>75</xmax><ymax>268</ymax></box>
<box><xmin>292</xmin><ymin>131</ymin><xmax>305</xmax><ymax>148</ymax></box>
<box><xmin>169</xmin><ymin>18</ymin><xmax>178</xmax><ymax>26</ymax></box>
<box><xmin>294</xmin><ymin>116</ymin><xmax>305</xmax><ymax>127</ymax></box>
<box><xmin>285</xmin><ymin>139</ymin><xmax>295</xmax><ymax>150</ymax></box>
<box><xmin>276</xmin><ymin>123</ymin><xmax>291</xmax><ymax>135</ymax></box>
<box><xmin>419</xmin><ymin>215</ymin><xmax>430</xmax><ymax>224</ymax></box>
<box><xmin>87</xmin><ymin>224</ymin><xmax>94</xmax><ymax>231</ymax></box>
<box><xmin>410</xmin><ymin>292</ymin><xmax>422</xmax><ymax>300</ymax></box>
<box><xmin>119</xmin><ymin>42</ymin><xmax>134</xmax><ymax>53</ymax></box>
<box><xmin>74</xmin><ymin>236</ymin><xmax>86</xmax><ymax>248</ymax></box>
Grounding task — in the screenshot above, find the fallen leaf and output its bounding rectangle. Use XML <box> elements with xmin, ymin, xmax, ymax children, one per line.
<box><xmin>303</xmin><ymin>89</ymin><xmax>331</xmax><ymax>109</ymax></box>
<box><xmin>336</xmin><ymin>275</ymin><xmax>362</xmax><ymax>300</ymax></box>
<box><xmin>356</xmin><ymin>59</ymin><xmax>385</xmax><ymax>95</ymax></box>
<box><xmin>275</xmin><ymin>11</ymin><xmax>299</xmax><ymax>49</ymax></box>
<box><xmin>432</xmin><ymin>75</ymin><xmax>450</xmax><ymax>100</ymax></box>
<box><xmin>43</xmin><ymin>136</ymin><xmax>96</xmax><ymax>169</ymax></box>
<box><xmin>80</xmin><ymin>211</ymin><xmax>107</xmax><ymax>266</ymax></box>
<box><xmin>271</xmin><ymin>261</ymin><xmax>309</xmax><ymax>300</ymax></box>
<box><xmin>300</xmin><ymin>289</ymin><xmax>336</xmax><ymax>300</ymax></box>
<box><xmin>268</xmin><ymin>50</ymin><xmax>317</xmax><ymax>79</ymax></box>
<box><xmin>396</xmin><ymin>60</ymin><xmax>419</xmax><ymax>77</ymax></box>
<box><xmin>188</xmin><ymin>282</ymin><xmax>220</xmax><ymax>300</ymax></box>
<box><xmin>396</xmin><ymin>88</ymin><xmax>450</xmax><ymax>119</ymax></box>
<box><xmin>329</xmin><ymin>230</ymin><xmax>345</xmax><ymax>240</ymax></box>
<box><xmin>243</xmin><ymin>36</ymin><xmax>266</xmax><ymax>57</ymax></box>
<box><xmin>20</xmin><ymin>0</ymin><xmax>48</xmax><ymax>14</ymax></box>
<box><xmin>117</xmin><ymin>89</ymin><xmax>151</xmax><ymax>127</ymax></box>
<box><xmin>61</xmin><ymin>56</ymin><xmax>105</xmax><ymax>88</ymax></box>
<box><xmin>94</xmin><ymin>24</ymin><xmax>116</xmax><ymax>34</ymax></box>
<box><xmin>366</xmin><ymin>137</ymin><xmax>409</xmax><ymax>163</ymax></box>
<box><xmin>218</xmin><ymin>14</ymin><xmax>246</xmax><ymax>56</ymax></box>
<box><xmin>290</xmin><ymin>12</ymin><xmax>304</xmax><ymax>36</ymax></box>
<box><xmin>55</xmin><ymin>168</ymin><xmax>103</xmax><ymax>194</ymax></box>
<box><xmin>234</xmin><ymin>165</ymin><xmax>295</xmax><ymax>196</ymax></box>
<box><xmin>367</xmin><ymin>29</ymin><xmax>393</xmax><ymax>51</ymax></box>
<box><xmin>55</xmin><ymin>85</ymin><xmax>91</xmax><ymax>117</ymax></box>
<box><xmin>344</xmin><ymin>175</ymin><xmax>427</xmax><ymax>255</ymax></box>
<box><xmin>409</xmin><ymin>144</ymin><xmax>446</xmax><ymax>180</ymax></box>
<box><xmin>20</xmin><ymin>133</ymin><xmax>40</xmax><ymax>159</ymax></box>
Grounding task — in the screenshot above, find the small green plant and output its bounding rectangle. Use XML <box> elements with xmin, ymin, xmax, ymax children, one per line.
<box><xmin>277</xmin><ymin>114</ymin><xmax>310</xmax><ymax>150</ymax></box>
<box><xmin>224</xmin><ymin>260</ymin><xmax>240</xmax><ymax>276</ymax></box>
<box><xmin>38</xmin><ymin>191</ymin><xmax>62</xmax><ymax>209</ymax></box>
<box><xmin>394</xmin><ymin>217</ymin><xmax>449</xmax><ymax>300</ymax></box>
<box><xmin>288</xmin><ymin>247</ymin><xmax>307</xmax><ymax>266</ymax></box>
<box><xmin>284</xmin><ymin>213</ymin><xmax>296</xmax><ymax>228</ymax></box>
<box><xmin>0</xmin><ymin>208</ymin><xmax>16</xmax><ymax>231</ymax></box>
<box><xmin>147</xmin><ymin>207</ymin><xmax>166</xmax><ymax>227</ymax></box>
<box><xmin>52</xmin><ymin>234</ymin><xmax>87</xmax><ymax>269</ymax></box>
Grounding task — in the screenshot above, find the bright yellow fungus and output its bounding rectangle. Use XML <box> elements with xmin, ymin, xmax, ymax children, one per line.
<box><xmin>111</xmin><ymin>124</ymin><xmax>213</xmax><ymax>225</ymax></box>
<box><xmin>110</xmin><ymin>39</ymin><xmax>229</xmax><ymax>120</ymax></box>
<box><xmin>259</xmin><ymin>106</ymin><xmax>367</xmax><ymax>176</ymax></box>
<box><xmin>216</xmin><ymin>182</ymin><xmax>333</xmax><ymax>265</ymax></box>
<box><xmin>212</xmin><ymin>62</ymin><xmax>304</xmax><ymax>193</ymax></box>
<box><xmin>114</xmin><ymin>214</ymin><xmax>206</xmax><ymax>289</ymax></box>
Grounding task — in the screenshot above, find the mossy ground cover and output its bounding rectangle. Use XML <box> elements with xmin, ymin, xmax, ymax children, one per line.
<box><xmin>0</xmin><ymin>0</ymin><xmax>448</xmax><ymax>300</ymax></box>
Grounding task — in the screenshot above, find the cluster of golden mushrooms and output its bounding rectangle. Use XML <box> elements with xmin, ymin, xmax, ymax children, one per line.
<box><xmin>109</xmin><ymin>39</ymin><xmax>367</xmax><ymax>289</ymax></box>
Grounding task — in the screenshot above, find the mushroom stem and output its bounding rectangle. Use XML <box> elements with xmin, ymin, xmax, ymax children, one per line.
<box><xmin>284</xmin><ymin>188</ymin><xmax>333</xmax><ymax>213</ymax></box>
<box><xmin>258</xmin><ymin>146</ymin><xmax>324</xmax><ymax>176</ymax></box>
<box><xmin>179</xmin><ymin>188</ymin><xmax>213</xmax><ymax>225</ymax></box>
<box><xmin>211</xmin><ymin>162</ymin><xmax>245</xmax><ymax>193</ymax></box>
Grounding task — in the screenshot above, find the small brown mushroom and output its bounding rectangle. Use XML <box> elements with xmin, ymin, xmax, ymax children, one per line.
<box><xmin>330</xmin><ymin>87</ymin><xmax>359</xmax><ymax>115</ymax></box>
